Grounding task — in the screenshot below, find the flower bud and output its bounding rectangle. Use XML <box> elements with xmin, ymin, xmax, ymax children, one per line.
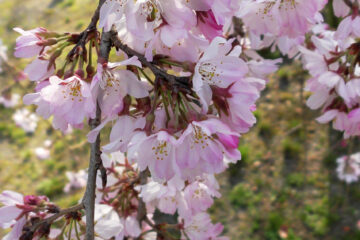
<box><xmin>86</xmin><ymin>65</ymin><xmax>95</xmax><ymax>79</ymax></box>
<box><xmin>75</xmin><ymin>69</ymin><xmax>85</xmax><ymax>79</ymax></box>
<box><xmin>37</xmin><ymin>38</ymin><xmax>58</xmax><ymax>46</ymax></box>
<box><xmin>144</xmin><ymin>113</ymin><xmax>155</xmax><ymax>135</ymax></box>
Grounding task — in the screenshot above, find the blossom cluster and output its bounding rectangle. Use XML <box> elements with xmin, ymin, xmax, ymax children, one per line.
<box><xmin>300</xmin><ymin>0</ymin><xmax>360</xmax><ymax>138</ymax></box>
<box><xmin>0</xmin><ymin>191</ymin><xmax>61</xmax><ymax>240</ymax></box>
<box><xmin>12</xmin><ymin>108</ymin><xmax>39</xmax><ymax>133</ymax></box>
<box><xmin>92</xmin><ymin>152</ymin><xmax>227</xmax><ymax>240</ymax></box>
<box><xmin>238</xmin><ymin>0</ymin><xmax>328</xmax><ymax>55</ymax></box>
<box><xmin>1</xmin><ymin>0</ymin><xmax>342</xmax><ymax>239</ymax></box>
<box><xmin>99</xmin><ymin>0</ymin><xmax>239</xmax><ymax>62</ymax></box>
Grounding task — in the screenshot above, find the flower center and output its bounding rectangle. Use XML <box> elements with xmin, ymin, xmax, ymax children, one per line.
<box><xmin>193</xmin><ymin>188</ymin><xmax>205</xmax><ymax>199</ymax></box>
<box><xmin>105</xmin><ymin>0</ymin><xmax>128</xmax><ymax>8</ymax></box>
<box><xmin>62</xmin><ymin>80</ymin><xmax>83</xmax><ymax>102</ymax></box>
<box><xmin>152</xmin><ymin>141</ymin><xmax>169</xmax><ymax>160</ymax></box>
<box><xmin>139</xmin><ymin>1</ymin><xmax>158</xmax><ymax>21</ymax></box>
<box><xmin>191</xmin><ymin>126</ymin><xmax>213</xmax><ymax>150</ymax></box>
<box><xmin>198</xmin><ymin>62</ymin><xmax>222</xmax><ymax>85</ymax></box>
<box><xmin>257</xmin><ymin>0</ymin><xmax>297</xmax><ymax>16</ymax></box>
<box><xmin>101</xmin><ymin>70</ymin><xmax>121</xmax><ymax>95</ymax></box>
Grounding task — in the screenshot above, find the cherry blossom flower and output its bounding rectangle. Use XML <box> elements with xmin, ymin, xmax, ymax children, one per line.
<box><xmin>43</xmin><ymin>139</ymin><xmax>53</xmax><ymax>147</ymax></box>
<box><xmin>99</xmin><ymin>115</ymin><xmax>146</xmax><ymax>152</ymax></box>
<box><xmin>92</xmin><ymin>204</ymin><xmax>124</xmax><ymax>239</ymax></box>
<box><xmin>193</xmin><ymin>37</ymin><xmax>248</xmax><ymax>112</ymax></box>
<box><xmin>34</xmin><ymin>147</ymin><xmax>51</xmax><ymax>160</ymax></box>
<box><xmin>137</xmin><ymin>174</ymin><xmax>221</xmax><ymax>221</ymax></box>
<box><xmin>183</xmin><ymin>212</ymin><xmax>227</xmax><ymax>240</ymax></box>
<box><xmin>90</xmin><ymin>204</ymin><xmax>141</xmax><ymax>239</ymax></box>
<box><xmin>12</xmin><ymin>108</ymin><xmax>39</xmax><ymax>133</ymax></box>
<box><xmin>239</xmin><ymin>0</ymin><xmax>327</xmax><ymax>55</ymax></box>
<box><xmin>197</xmin><ymin>10</ymin><xmax>223</xmax><ymax>41</ymax></box>
<box><xmin>183</xmin><ymin>176</ymin><xmax>220</xmax><ymax>216</ymax></box>
<box><xmin>100</xmin><ymin>151</ymin><xmax>126</xmax><ymax>169</ymax></box>
<box><xmin>0</xmin><ymin>93</ymin><xmax>20</xmax><ymax>108</ymax></box>
<box><xmin>13</xmin><ymin>27</ymin><xmax>47</xmax><ymax>58</ymax></box>
<box><xmin>333</xmin><ymin>0</ymin><xmax>351</xmax><ymax>17</ymax></box>
<box><xmin>0</xmin><ymin>191</ymin><xmax>24</xmax><ymax>226</ymax></box>
<box><xmin>336</xmin><ymin>153</ymin><xmax>360</xmax><ymax>183</ymax></box>
<box><xmin>99</xmin><ymin>0</ymin><xmax>126</xmax><ymax>32</ymax></box>
<box><xmin>64</xmin><ymin>170</ymin><xmax>87</xmax><ymax>193</ymax></box>
<box><xmin>124</xmin><ymin>0</ymin><xmax>161</xmax><ymax>42</ymax></box>
<box><xmin>335</xmin><ymin>15</ymin><xmax>360</xmax><ymax>40</ymax></box>
<box><xmin>216</xmin><ymin>80</ymin><xmax>260</xmax><ymax>134</ymax></box>
<box><xmin>185</xmin><ymin>0</ymin><xmax>236</xmax><ymax>26</ymax></box>
<box><xmin>128</xmin><ymin>131</ymin><xmax>177</xmax><ymax>181</ymax></box>
<box><xmin>175</xmin><ymin>119</ymin><xmax>241</xmax><ymax>180</ymax></box>
<box><xmin>92</xmin><ymin>57</ymin><xmax>150</xmax><ymax>118</ymax></box>
<box><xmin>147</xmin><ymin>25</ymin><xmax>209</xmax><ymax>63</ymax></box>
<box><xmin>24</xmin><ymin>75</ymin><xmax>95</xmax><ymax>131</ymax></box>
<box><xmin>0</xmin><ymin>191</ymin><xmax>26</xmax><ymax>240</ymax></box>
<box><xmin>137</xmin><ymin>176</ymin><xmax>191</xmax><ymax>219</ymax></box>
<box><xmin>24</xmin><ymin>58</ymin><xmax>55</xmax><ymax>82</ymax></box>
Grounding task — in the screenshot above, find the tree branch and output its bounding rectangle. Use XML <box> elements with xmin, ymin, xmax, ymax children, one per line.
<box><xmin>83</xmin><ymin>102</ymin><xmax>102</xmax><ymax>240</ymax></box>
<box><xmin>109</xmin><ymin>30</ymin><xmax>192</xmax><ymax>92</ymax></box>
<box><xmin>67</xmin><ymin>0</ymin><xmax>106</xmax><ymax>60</ymax></box>
<box><xmin>81</xmin><ymin>1</ymin><xmax>111</xmax><ymax>240</ymax></box>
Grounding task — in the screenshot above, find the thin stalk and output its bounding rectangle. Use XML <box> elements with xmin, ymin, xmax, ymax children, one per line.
<box><xmin>138</xmin><ymin>67</ymin><xmax>154</xmax><ymax>85</ymax></box>
<box><xmin>159</xmin><ymin>58</ymin><xmax>184</xmax><ymax>68</ymax></box>
<box><xmin>179</xmin><ymin>92</ymin><xmax>196</xmax><ymax>113</ymax></box>
<box><xmin>88</xmin><ymin>39</ymin><xmax>93</xmax><ymax>67</ymax></box>
<box><xmin>68</xmin><ymin>220</ymin><xmax>73</xmax><ymax>240</ymax></box>
<box><xmin>74</xmin><ymin>221</ymin><xmax>81</xmax><ymax>240</ymax></box>
<box><xmin>160</xmin><ymin>91</ymin><xmax>171</xmax><ymax>126</ymax></box>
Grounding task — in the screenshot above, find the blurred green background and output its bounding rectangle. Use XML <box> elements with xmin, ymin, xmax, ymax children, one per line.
<box><xmin>1</xmin><ymin>0</ymin><xmax>360</xmax><ymax>239</ymax></box>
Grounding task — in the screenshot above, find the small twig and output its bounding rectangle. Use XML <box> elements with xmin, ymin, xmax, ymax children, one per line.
<box><xmin>138</xmin><ymin>229</ymin><xmax>156</xmax><ymax>239</ymax></box>
<box><xmin>228</xmin><ymin>16</ymin><xmax>245</xmax><ymax>39</ymax></box>
<box><xmin>343</xmin><ymin>0</ymin><xmax>354</xmax><ymax>8</ymax></box>
<box><xmin>67</xmin><ymin>0</ymin><xmax>106</xmax><ymax>60</ymax></box>
<box><xmin>135</xmin><ymin>170</ymin><xmax>149</xmax><ymax>240</ymax></box>
<box><xmin>136</xmin><ymin>170</ymin><xmax>149</xmax><ymax>222</ymax></box>
<box><xmin>343</xmin><ymin>0</ymin><xmax>359</xmax><ymax>10</ymax></box>
<box><xmin>109</xmin><ymin>30</ymin><xmax>191</xmax><ymax>92</ymax></box>
<box><xmin>96</xmin><ymin>159</ymin><xmax>107</xmax><ymax>189</ymax></box>
<box><xmin>28</xmin><ymin>204</ymin><xmax>84</xmax><ymax>234</ymax></box>
<box><xmin>69</xmin><ymin>139</ymin><xmax>88</xmax><ymax>150</ymax></box>
<box><xmin>145</xmin><ymin>217</ymin><xmax>155</xmax><ymax>228</ymax></box>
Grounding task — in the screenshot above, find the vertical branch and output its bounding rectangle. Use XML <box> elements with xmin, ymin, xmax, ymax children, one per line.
<box><xmin>83</xmin><ymin>103</ymin><xmax>102</xmax><ymax>240</ymax></box>
<box><xmin>137</xmin><ymin>170</ymin><xmax>149</xmax><ymax>222</ymax></box>
<box><xmin>82</xmin><ymin>30</ymin><xmax>112</xmax><ymax>240</ymax></box>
